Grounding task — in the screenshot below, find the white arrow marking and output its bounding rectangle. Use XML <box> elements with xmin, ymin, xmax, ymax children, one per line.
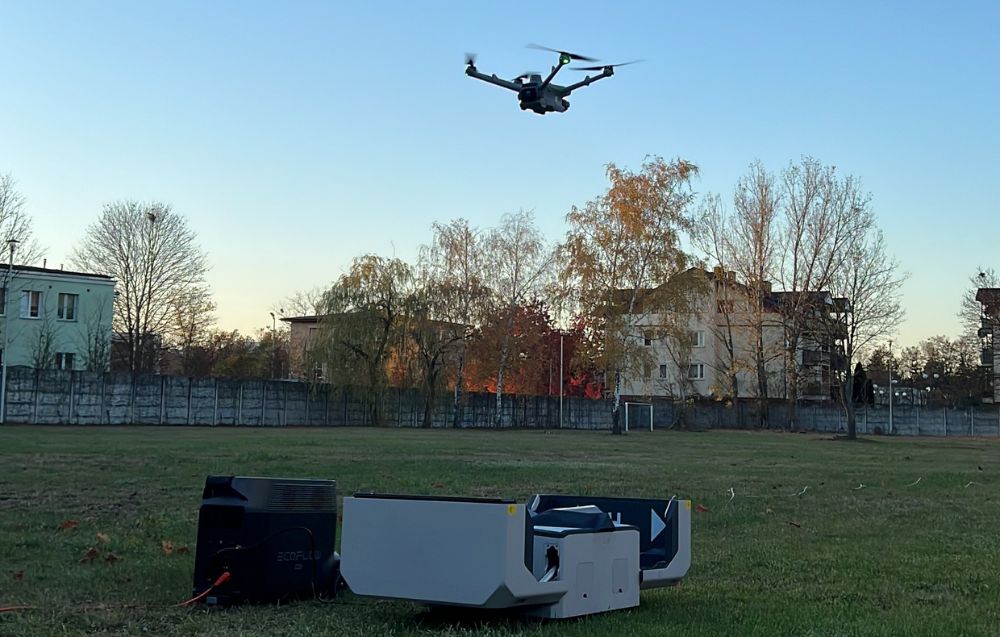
<box><xmin>650</xmin><ymin>509</ymin><xmax>666</xmax><ymax>541</ymax></box>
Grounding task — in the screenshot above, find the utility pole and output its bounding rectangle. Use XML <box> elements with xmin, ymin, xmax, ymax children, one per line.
<box><xmin>1</xmin><ymin>238</ymin><xmax>19</xmax><ymax>424</ymax></box>
<box><xmin>559</xmin><ymin>332</ymin><xmax>564</xmax><ymax>429</ymax></box>
<box><xmin>888</xmin><ymin>339</ymin><xmax>894</xmax><ymax>435</ymax></box>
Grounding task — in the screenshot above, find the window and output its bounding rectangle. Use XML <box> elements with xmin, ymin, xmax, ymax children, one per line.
<box><xmin>21</xmin><ymin>291</ymin><xmax>42</xmax><ymax>318</ymax></box>
<box><xmin>659</xmin><ymin>364</ymin><xmax>668</xmax><ymax>379</ymax></box>
<box><xmin>55</xmin><ymin>352</ymin><xmax>75</xmax><ymax>370</ymax></box>
<box><xmin>717</xmin><ymin>299</ymin><xmax>734</xmax><ymax>314</ymax></box>
<box><xmin>687</xmin><ymin>363</ymin><xmax>705</xmax><ymax>380</ymax></box>
<box><xmin>57</xmin><ymin>293</ymin><xmax>78</xmax><ymax>320</ymax></box>
<box><xmin>643</xmin><ymin>330</ymin><xmax>653</xmax><ymax>346</ymax></box>
<box><xmin>689</xmin><ymin>330</ymin><xmax>705</xmax><ymax>348</ymax></box>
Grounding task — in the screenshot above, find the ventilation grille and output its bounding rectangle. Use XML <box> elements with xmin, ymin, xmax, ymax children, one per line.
<box><xmin>267</xmin><ymin>482</ymin><xmax>336</xmax><ymax>512</ymax></box>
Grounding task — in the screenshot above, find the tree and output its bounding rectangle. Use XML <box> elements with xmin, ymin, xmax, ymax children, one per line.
<box><xmin>562</xmin><ymin>157</ymin><xmax>701</xmax><ymax>435</ymax></box>
<box><xmin>173</xmin><ymin>285</ymin><xmax>217</xmax><ymax>376</ymax></box>
<box><xmin>72</xmin><ymin>201</ymin><xmax>210</xmax><ymax>373</ymax></box>
<box><xmin>77</xmin><ymin>296</ymin><xmax>113</xmax><ymax>372</ymax></box>
<box><xmin>419</xmin><ymin>219</ymin><xmax>487</xmax><ymax>427</ymax></box>
<box><xmin>776</xmin><ymin>158</ymin><xmax>872</xmax><ymax>430</ymax></box>
<box><xmin>481</xmin><ymin>211</ymin><xmax>553</xmax><ymax>426</ymax></box>
<box><xmin>308</xmin><ymin>255</ymin><xmax>413</xmax><ymax>426</ymax></box>
<box><xmin>404</xmin><ymin>278</ymin><xmax>464</xmax><ymax>428</ymax></box>
<box><xmin>826</xmin><ymin>229</ymin><xmax>906</xmax><ymax>439</ymax></box>
<box><xmin>0</xmin><ymin>173</ymin><xmax>44</xmax><ymax>265</ymax></box>
<box><xmin>715</xmin><ymin>162</ymin><xmax>783</xmax><ymax>427</ymax></box>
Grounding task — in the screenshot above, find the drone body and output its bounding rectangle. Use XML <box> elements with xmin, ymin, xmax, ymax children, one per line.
<box><xmin>465</xmin><ymin>45</ymin><xmax>639</xmax><ymax>115</ymax></box>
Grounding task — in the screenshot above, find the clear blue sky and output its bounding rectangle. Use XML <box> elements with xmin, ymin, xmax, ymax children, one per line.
<box><xmin>2</xmin><ymin>1</ymin><xmax>997</xmax><ymax>344</ymax></box>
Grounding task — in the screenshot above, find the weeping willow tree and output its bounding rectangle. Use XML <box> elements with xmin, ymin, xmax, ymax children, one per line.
<box><xmin>308</xmin><ymin>255</ymin><xmax>413</xmax><ymax>426</ymax></box>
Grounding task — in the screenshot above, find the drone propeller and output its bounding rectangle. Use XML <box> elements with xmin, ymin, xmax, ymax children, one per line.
<box><xmin>526</xmin><ymin>43</ymin><xmax>599</xmax><ymax>62</ymax></box>
<box><xmin>570</xmin><ymin>59</ymin><xmax>644</xmax><ymax>71</ymax></box>
<box><xmin>570</xmin><ymin>59</ymin><xmax>643</xmax><ymax>71</ymax></box>
<box><xmin>464</xmin><ymin>52</ymin><xmax>477</xmax><ymax>67</ymax></box>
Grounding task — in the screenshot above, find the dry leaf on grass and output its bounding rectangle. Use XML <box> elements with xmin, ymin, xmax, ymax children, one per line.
<box><xmin>96</xmin><ymin>533</ymin><xmax>110</xmax><ymax>544</ymax></box>
<box><xmin>80</xmin><ymin>547</ymin><xmax>100</xmax><ymax>563</ymax></box>
<box><xmin>695</xmin><ymin>504</ymin><xmax>710</xmax><ymax>513</ymax></box>
<box><xmin>176</xmin><ymin>546</ymin><xmax>191</xmax><ymax>555</ymax></box>
<box><xmin>11</xmin><ymin>570</ymin><xmax>25</xmax><ymax>581</ymax></box>
<box><xmin>104</xmin><ymin>553</ymin><xmax>121</xmax><ymax>565</ymax></box>
<box><xmin>58</xmin><ymin>519</ymin><xmax>79</xmax><ymax>532</ymax></box>
<box><xmin>764</xmin><ymin>507</ymin><xmax>774</xmax><ymax>514</ymax></box>
<box><xmin>161</xmin><ymin>540</ymin><xmax>174</xmax><ymax>556</ymax></box>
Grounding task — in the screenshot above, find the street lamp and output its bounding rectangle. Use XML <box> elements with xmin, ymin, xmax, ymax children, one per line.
<box><xmin>1</xmin><ymin>238</ymin><xmax>20</xmax><ymax>424</ymax></box>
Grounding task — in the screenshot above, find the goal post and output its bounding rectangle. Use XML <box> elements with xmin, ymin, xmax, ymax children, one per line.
<box><xmin>624</xmin><ymin>401</ymin><xmax>654</xmax><ymax>433</ymax></box>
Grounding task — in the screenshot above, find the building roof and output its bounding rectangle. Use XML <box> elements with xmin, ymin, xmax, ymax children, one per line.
<box><xmin>280</xmin><ymin>314</ymin><xmax>322</xmax><ymax>324</ymax></box>
<box><xmin>0</xmin><ymin>263</ymin><xmax>114</xmax><ymax>281</ymax></box>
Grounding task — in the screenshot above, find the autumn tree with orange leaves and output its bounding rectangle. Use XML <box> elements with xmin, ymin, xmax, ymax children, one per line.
<box><xmin>561</xmin><ymin>157</ymin><xmax>703</xmax><ymax>435</ymax></box>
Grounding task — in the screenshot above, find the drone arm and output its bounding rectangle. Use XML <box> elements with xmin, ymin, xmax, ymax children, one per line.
<box><xmin>465</xmin><ymin>66</ymin><xmax>522</xmax><ymax>92</ymax></box>
<box><xmin>557</xmin><ymin>67</ymin><xmax>614</xmax><ymax>95</ymax></box>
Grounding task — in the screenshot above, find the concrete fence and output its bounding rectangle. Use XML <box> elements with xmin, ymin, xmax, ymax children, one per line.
<box><xmin>2</xmin><ymin>367</ymin><xmax>1000</xmax><ymax>437</ymax></box>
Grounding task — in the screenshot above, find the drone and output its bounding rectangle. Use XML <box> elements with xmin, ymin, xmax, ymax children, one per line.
<box><xmin>464</xmin><ymin>44</ymin><xmax>641</xmax><ymax>115</ymax></box>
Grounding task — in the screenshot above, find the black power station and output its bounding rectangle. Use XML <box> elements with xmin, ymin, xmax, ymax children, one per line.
<box><xmin>191</xmin><ymin>476</ymin><xmax>340</xmax><ymax>605</ymax></box>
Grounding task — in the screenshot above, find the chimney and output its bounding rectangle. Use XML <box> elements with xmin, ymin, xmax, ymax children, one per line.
<box><xmin>713</xmin><ymin>265</ymin><xmax>724</xmax><ymax>279</ymax></box>
<box><xmin>43</xmin><ymin>258</ymin><xmax>47</xmax><ymax>268</ymax></box>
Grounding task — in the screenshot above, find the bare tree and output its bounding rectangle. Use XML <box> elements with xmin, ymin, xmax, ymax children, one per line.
<box><xmin>278</xmin><ymin>286</ymin><xmax>326</xmax><ymax>317</ymax></box>
<box><xmin>29</xmin><ymin>316</ymin><xmax>58</xmax><ymax>369</ymax></box>
<box><xmin>562</xmin><ymin>157</ymin><xmax>701</xmax><ymax>435</ymax></box>
<box><xmin>72</xmin><ymin>201</ymin><xmax>210</xmax><ymax>373</ymax></box>
<box><xmin>776</xmin><ymin>158</ymin><xmax>873</xmax><ymax>430</ymax></box>
<box><xmin>482</xmin><ymin>211</ymin><xmax>553</xmax><ymax>426</ymax></box>
<box><xmin>0</xmin><ymin>173</ymin><xmax>44</xmax><ymax>265</ymax></box>
<box><xmin>727</xmin><ymin>162</ymin><xmax>783</xmax><ymax>427</ymax></box>
<box><xmin>826</xmin><ymin>228</ymin><xmax>906</xmax><ymax>439</ymax></box>
<box><xmin>173</xmin><ymin>285</ymin><xmax>217</xmax><ymax>375</ymax></box>
<box><xmin>697</xmin><ymin>195</ymin><xmax>745</xmax><ymax>400</ymax></box>
<box><xmin>419</xmin><ymin>219</ymin><xmax>487</xmax><ymax>427</ymax></box>
<box><xmin>77</xmin><ymin>297</ymin><xmax>113</xmax><ymax>372</ymax></box>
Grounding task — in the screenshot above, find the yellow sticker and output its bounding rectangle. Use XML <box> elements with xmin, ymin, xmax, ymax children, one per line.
<box><xmin>684</xmin><ymin>500</ymin><xmax>692</xmax><ymax>510</ymax></box>
<box><xmin>507</xmin><ymin>504</ymin><xmax>517</xmax><ymax>516</ymax></box>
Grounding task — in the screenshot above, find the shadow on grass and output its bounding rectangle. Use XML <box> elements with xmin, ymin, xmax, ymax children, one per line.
<box><xmin>412</xmin><ymin>605</ymin><xmax>546</xmax><ymax>631</ymax></box>
<box><xmin>826</xmin><ymin>435</ymin><xmax>882</xmax><ymax>443</ymax></box>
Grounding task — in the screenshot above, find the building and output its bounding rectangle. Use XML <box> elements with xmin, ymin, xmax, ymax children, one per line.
<box><xmin>282</xmin><ymin>314</ymin><xmax>322</xmax><ymax>379</ymax></box>
<box><xmin>621</xmin><ymin>268</ymin><xmax>848</xmax><ymax>402</ymax></box>
<box><xmin>1</xmin><ymin>264</ymin><xmax>115</xmax><ymax>370</ymax></box>
<box><xmin>976</xmin><ymin>287</ymin><xmax>999</xmax><ymax>404</ymax></box>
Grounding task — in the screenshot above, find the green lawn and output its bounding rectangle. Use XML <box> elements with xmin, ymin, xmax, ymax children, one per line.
<box><xmin>1</xmin><ymin>425</ymin><xmax>998</xmax><ymax>636</ymax></box>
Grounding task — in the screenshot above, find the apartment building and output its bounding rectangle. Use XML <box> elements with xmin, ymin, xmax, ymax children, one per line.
<box><xmin>976</xmin><ymin>287</ymin><xmax>1000</xmax><ymax>403</ymax></box>
<box><xmin>0</xmin><ymin>264</ymin><xmax>115</xmax><ymax>370</ymax></box>
<box><xmin>621</xmin><ymin>268</ymin><xmax>847</xmax><ymax>402</ymax></box>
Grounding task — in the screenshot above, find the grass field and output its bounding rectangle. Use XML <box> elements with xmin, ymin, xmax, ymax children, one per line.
<box><xmin>1</xmin><ymin>425</ymin><xmax>998</xmax><ymax>637</ymax></box>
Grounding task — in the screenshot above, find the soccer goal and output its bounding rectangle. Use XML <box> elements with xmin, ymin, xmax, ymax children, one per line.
<box><xmin>624</xmin><ymin>401</ymin><xmax>654</xmax><ymax>433</ymax></box>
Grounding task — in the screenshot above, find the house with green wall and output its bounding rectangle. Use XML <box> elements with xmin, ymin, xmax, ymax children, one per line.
<box><xmin>0</xmin><ymin>264</ymin><xmax>115</xmax><ymax>371</ymax></box>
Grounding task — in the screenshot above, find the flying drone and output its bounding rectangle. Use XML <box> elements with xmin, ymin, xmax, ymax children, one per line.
<box><xmin>465</xmin><ymin>44</ymin><xmax>641</xmax><ymax>115</ymax></box>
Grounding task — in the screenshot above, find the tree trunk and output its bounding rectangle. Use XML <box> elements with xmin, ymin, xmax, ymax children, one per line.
<box><xmin>844</xmin><ymin>367</ymin><xmax>857</xmax><ymax>440</ymax></box>
<box><xmin>422</xmin><ymin>374</ymin><xmax>435</xmax><ymax>429</ymax></box>
<box><xmin>494</xmin><ymin>333</ymin><xmax>510</xmax><ymax>428</ymax></box>
<box><xmin>756</xmin><ymin>333</ymin><xmax>769</xmax><ymax>428</ymax></box>
<box><xmin>787</xmin><ymin>342</ymin><xmax>799</xmax><ymax>432</ymax></box>
<box><xmin>452</xmin><ymin>347</ymin><xmax>465</xmax><ymax>428</ymax></box>
<box><xmin>611</xmin><ymin>369</ymin><xmax>623</xmax><ymax>435</ymax></box>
